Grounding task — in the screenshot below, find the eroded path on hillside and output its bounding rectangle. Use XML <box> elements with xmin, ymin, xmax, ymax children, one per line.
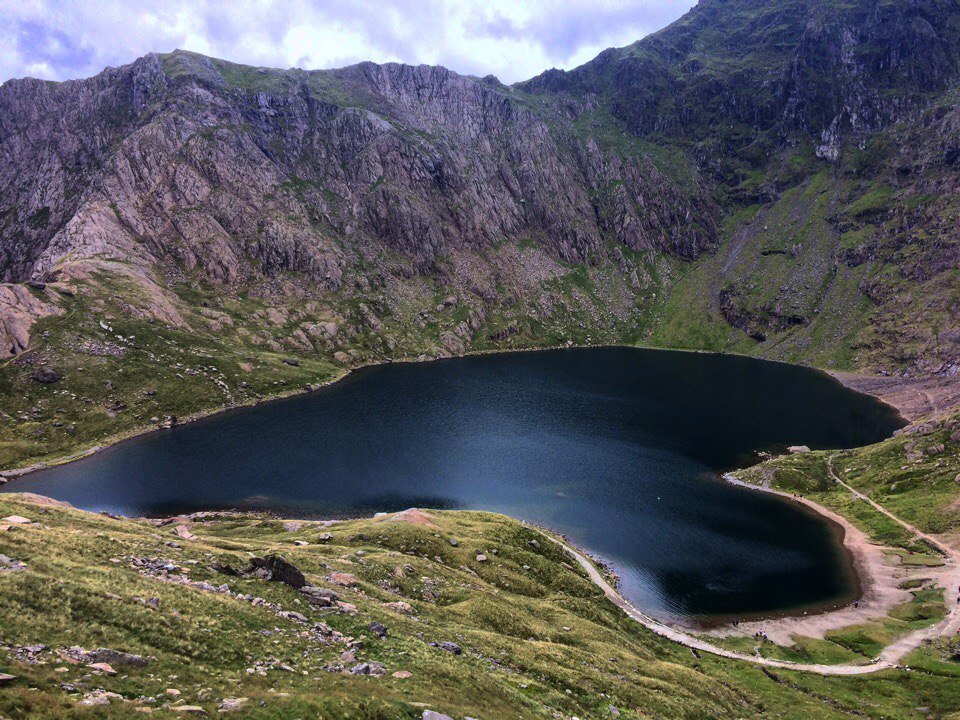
<box><xmin>540</xmin><ymin>456</ymin><xmax>960</xmax><ymax>676</ymax></box>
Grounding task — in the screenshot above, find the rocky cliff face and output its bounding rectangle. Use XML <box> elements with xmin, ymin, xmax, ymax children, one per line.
<box><xmin>0</xmin><ymin>51</ymin><xmax>715</xmax><ymax>289</ymax></box>
<box><xmin>524</xmin><ymin>0</ymin><xmax>960</xmax><ymax>168</ymax></box>
<box><xmin>1</xmin><ymin>0</ymin><xmax>960</xmax><ymax>385</ymax></box>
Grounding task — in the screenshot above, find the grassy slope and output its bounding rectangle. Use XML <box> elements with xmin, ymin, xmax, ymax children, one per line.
<box><xmin>649</xmin><ymin>166</ymin><xmax>870</xmax><ymax>366</ymax></box>
<box><xmin>2</xmin><ymin>494</ymin><xmax>960</xmax><ymax>720</ymax></box>
<box><xmin>706</xmin><ymin>580</ymin><xmax>948</xmax><ymax>666</ymax></box>
<box><xmin>648</xmin><ymin>92</ymin><xmax>960</xmax><ymax>374</ymax></box>
<box><xmin>738</xmin><ymin>416</ymin><xmax>960</xmax><ymax>542</ymax></box>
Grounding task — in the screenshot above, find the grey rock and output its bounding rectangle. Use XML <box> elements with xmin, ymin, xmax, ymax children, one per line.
<box><xmin>242</xmin><ymin>555</ymin><xmax>307</xmax><ymax>589</ymax></box>
<box><xmin>86</xmin><ymin>648</ymin><xmax>149</xmax><ymax>667</ymax></box>
<box><xmin>31</xmin><ymin>367</ymin><xmax>60</xmax><ymax>384</ymax></box>
<box><xmin>350</xmin><ymin>661</ymin><xmax>386</xmax><ymax>676</ymax></box>
<box><xmin>368</xmin><ymin>621</ymin><xmax>388</xmax><ymax>638</ymax></box>
<box><xmin>300</xmin><ymin>585</ymin><xmax>340</xmax><ymax>606</ymax></box>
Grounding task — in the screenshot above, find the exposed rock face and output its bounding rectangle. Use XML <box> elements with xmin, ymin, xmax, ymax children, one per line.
<box><xmin>1</xmin><ymin>0</ymin><xmax>960</xmax><ymax>379</ymax></box>
<box><xmin>0</xmin><ymin>284</ymin><xmax>63</xmax><ymax>358</ymax></box>
<box><xmin>524</xmin><ymin>0</ymin><xmax>960</xmax><ymax>158</ymax></box>
<box><xmin>242</xmin><ymin>555</ymin><xmax>307</xmax><ymax>589</ymax></box>
<box><xmin>782</xmin><ymin>2</ymin><xmax>960</xmax><ymax>160</ymax></box>
<box><xmin>0</xmin><ymin>51</ymin><xmax>716</xmax><ymax>294</ymax></box>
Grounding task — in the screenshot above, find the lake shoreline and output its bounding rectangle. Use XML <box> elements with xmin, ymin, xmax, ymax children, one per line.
<box><xmin>0</xmin><ymin>342</ymin><xmax>915</xmax><ymax>481</ymax></box>
<box><xmin>705</xmin><ymin>471</ymin><xmax>916</xmax><ymax>644</ymax></box>
<box><xmin>0</xmin><ymin>343</ymin><xmax>914</xmax><ymax>630</ymax></box>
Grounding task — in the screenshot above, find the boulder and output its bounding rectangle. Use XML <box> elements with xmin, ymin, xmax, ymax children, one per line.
<box><xmin>392</xmin><ymin>670</ymin><xmax>412</xmax><ymax>679</ymax></box>
<box><xmin>385</xmin><ymin>601</ymin><xmax>414</xmax><ymax>614</ymax></box>
<box><xmin>329</xmin><ymin>572</ymin><xmax>358</xmax><ymax>587</ymax></box>
<box><xmin>87</xmin><ymin>648</ymin><xmax>149</xmax><ymax>667</ymax></box>
<box><xmin>31</xmin><ymin>367</ymin><xmax>60</xmax><ymax>384</ymax></box>
<box><xmin>0</xmin><ymin>554</ymin><xmax>26</xmax><ymax>572</ymax></box>
<box><xmin>301</xmin><ymin>585</ymin><xmax>340</xmax><ymax>606</ymax></box>
<box><xmin>422</xmin><ymin>711</ymin><xmax>455</xmax><ymax>720</ymax></box>
<box><xmin>350</xmin><ymin>661</ymin><xmax>387</xmax><ymax>676</ymax></box>
<box><xmin>86</xmin><ymin>662</ymin><xmax>117</xmax><ymax>675</ymax></box>
<box><xmin>173</xmin><ymin>525</ymin><xmax>196</xmax><ymax>540</ymax></box>
<box><xmin>2</xmin><ymin>515</ymin><xmax>31</xmax><ymax>524</ymax></box>
<box><xmin>368</xmin><ymin>621</ymin><xmax>388</xmax><ymax>638</ymax></box>
<box><xmin>787</xmin><ymin>445</ymin><xmax>811</xmax><ymax>454</ymax></box>
<box><xmin>438</xmin><ymin>641</ymin><xmax>462</xmax><ymax>655</ymax></box>
<box><xmin>218</xmin><ymin>698</ymin><xmax>248</xmax><ymax>713</ymax></box>
<box><xmin>80</xmin><ymin>690</ymin><xmax>122</xmax><ymax>706</ymax></box>
<box><xmin>243</xmin><ymin>555</ymin><xmax>307</xmax><ymax>589</ymax></box>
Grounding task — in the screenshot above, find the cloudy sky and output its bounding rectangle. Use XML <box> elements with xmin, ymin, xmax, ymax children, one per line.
<box><xmin>1</xmin><ymin>0</ymin><xmax>697</xmax><ymax>85</ymax></box>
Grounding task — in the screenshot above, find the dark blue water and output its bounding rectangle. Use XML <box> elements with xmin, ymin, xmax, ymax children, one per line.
<box><xmin>5</xmin><ymin>348</ymin><xmax>903</xmax><ymax>621</ymax></box>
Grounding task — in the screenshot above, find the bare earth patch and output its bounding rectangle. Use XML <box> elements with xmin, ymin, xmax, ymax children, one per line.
<box><xmin>832</xmin><ymin>371</ymin><xmax>960</xmax><ymax>421</ymax></box>
<box><xmin>383</xmin><ymin>508</ymin><xmax>439</xmax><ymax>528</ymax></box>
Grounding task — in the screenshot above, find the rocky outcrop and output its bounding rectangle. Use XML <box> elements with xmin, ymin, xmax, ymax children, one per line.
<box><xmin>0</xmin><ymin>284</ymin><xmax>63</xmax><ymax>358</ymax></box>
<box><xmin>524</xmin><ymin>0</ymin><xmax>960</xmax><ymax>164</ymax></box>
<box><xmin>0</xmin><ymin>51</ymin><xmax>715</xmax><ymax>292</ymax></box>
<box><xmin>781</xmin><ymin>1</ymin><xmax>960</xmax><ymax>160</ymax></box>
<box><xmin>718</xmin><ymin>286</ymin><xmax>808</xmax><ymax>343</ymax></box>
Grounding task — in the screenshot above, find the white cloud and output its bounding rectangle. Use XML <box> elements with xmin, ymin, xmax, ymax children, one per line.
<box><xmin>0</xmin><ymin>0</ymin><xmax>697</xmax><ymax>85</ymax></box>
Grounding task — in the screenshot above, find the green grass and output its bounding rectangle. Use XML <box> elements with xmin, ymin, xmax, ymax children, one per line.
<box><xmin>735</xmin><ymin>435</ymin><xmax>960</xmax><ymax>551</ymax></box>
<box><xmin>4</xmin><ymin>494</ymin><xmax>960</xmax><ymax>719</ymax></box>
<box><xmin>0</xmin><ymin>272</ymin><xmax>343</xmax><ymax>470</ymax></box>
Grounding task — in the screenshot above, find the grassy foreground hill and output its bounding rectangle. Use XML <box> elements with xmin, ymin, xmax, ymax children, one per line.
<box><xmin>2</xmin><ymin>493</ymin><xmax>960</xmax><ymax>720</ymax></box>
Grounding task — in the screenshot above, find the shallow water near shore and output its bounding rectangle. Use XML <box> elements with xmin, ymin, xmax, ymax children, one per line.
<box><xmin>5</xmin><ymin>347</ymin><xmax>904</xmax><ymax>621</ymax></box>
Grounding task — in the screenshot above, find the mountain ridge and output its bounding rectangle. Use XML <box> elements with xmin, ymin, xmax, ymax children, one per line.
<box><xmin>2</xmin><ymin>0</ymin><xmax>960</xmax><ymax>471</ymax></box>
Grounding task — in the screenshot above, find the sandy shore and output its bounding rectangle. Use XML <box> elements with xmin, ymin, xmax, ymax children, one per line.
<box><xmin>704</xmin><ymin>463</ymin><xmax>960</xmax><ymax>649</ymax></box>
<box><xmin>546</xmin><ymin>514</ymin><xmax>960</xmax><ymax>674</ymax></box>
<box><xmin>705</xmin><ymin>474</ymin><xmax>918</xmax><ymax>644</ymax></box>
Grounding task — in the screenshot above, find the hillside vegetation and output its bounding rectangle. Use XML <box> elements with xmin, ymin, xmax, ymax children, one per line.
<box><xmin>3</xmin><ymin>494</ymin><xmax>960</xmax><ymax>719</ymax></box>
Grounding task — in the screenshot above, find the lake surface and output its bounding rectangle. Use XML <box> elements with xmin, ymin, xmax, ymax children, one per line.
<box><xmin>6</xmin><ymin>348</ymin><xmax>904</xmax><ymax>621</ymax></box>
